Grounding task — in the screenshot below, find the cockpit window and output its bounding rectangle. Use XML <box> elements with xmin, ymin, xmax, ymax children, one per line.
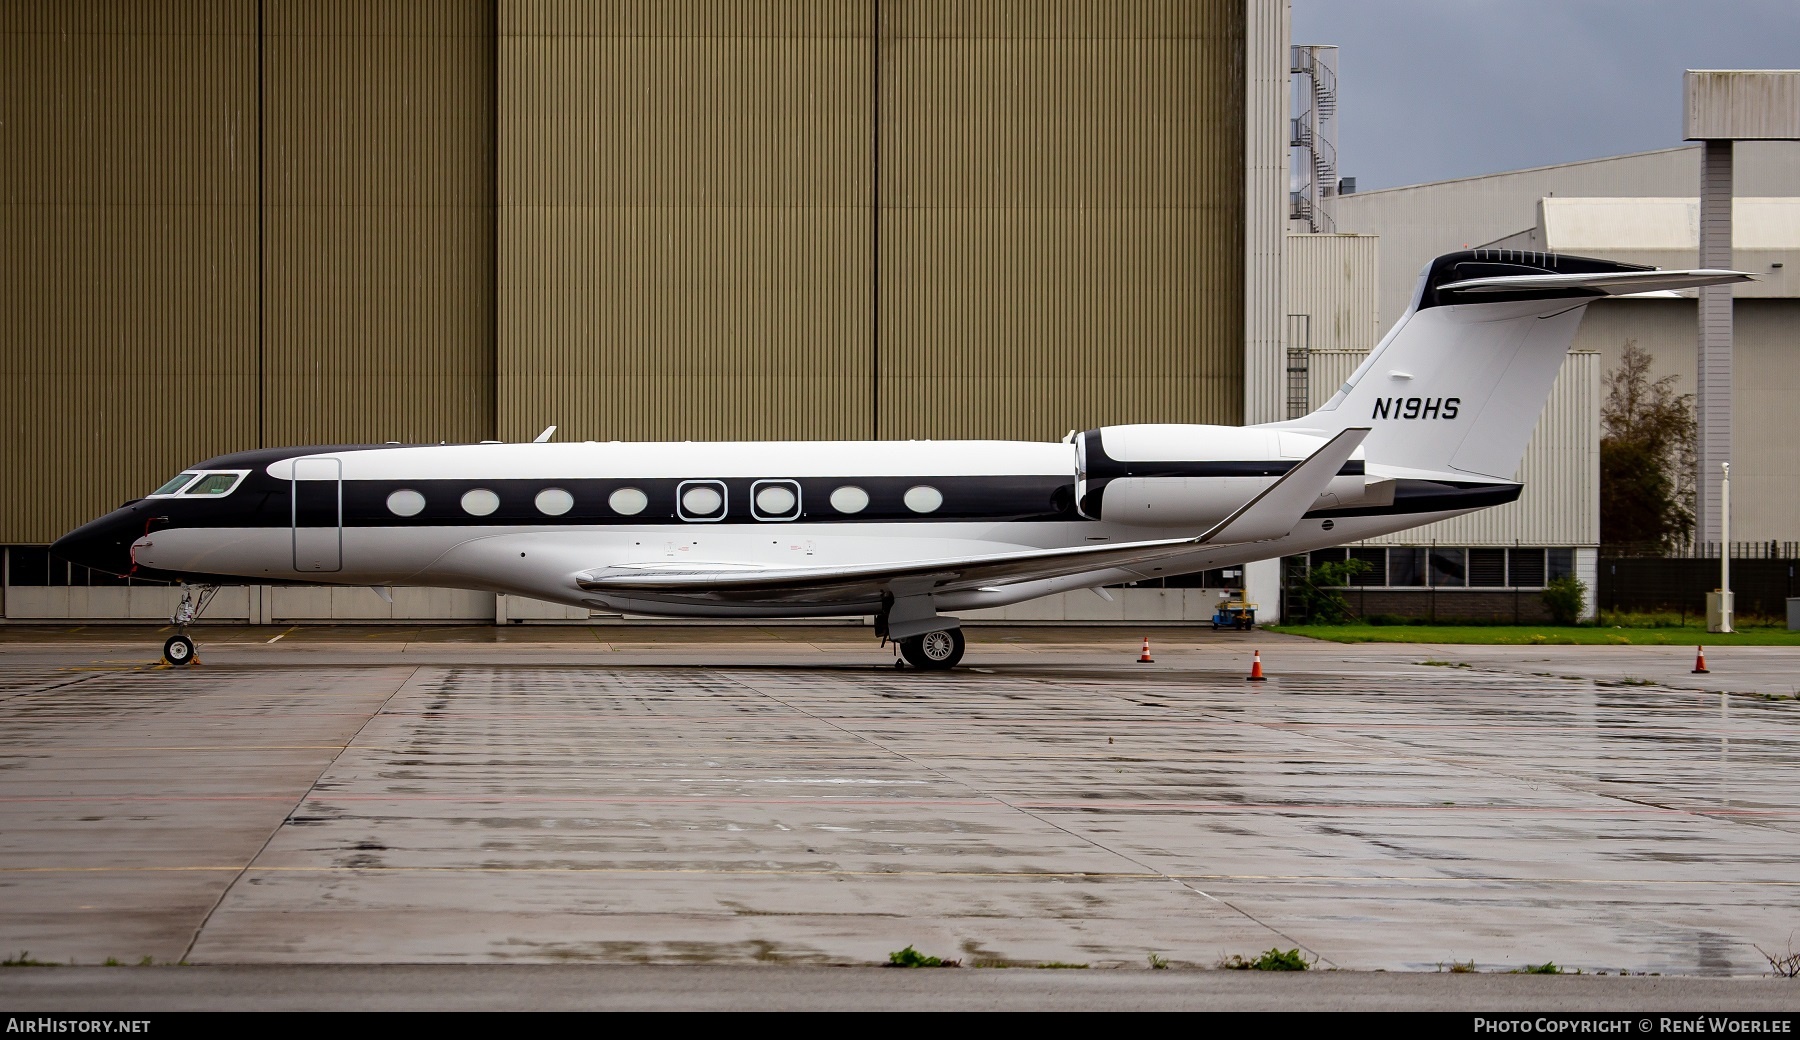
<box><xmin>182</xmin><ymin>472</ymin><xmax>246</xmax><ymax>497</ymax></box>
<box><xmin>151</xmin><ymin>472</ymin><xmax>200</xmax><ymax>496</ymax></box>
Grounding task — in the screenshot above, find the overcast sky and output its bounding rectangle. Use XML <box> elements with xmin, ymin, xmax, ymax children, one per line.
<box><xmin>1291</xmin><ymin>0</ymin><xmax>1800</xmax><ymax>190</ymax></box>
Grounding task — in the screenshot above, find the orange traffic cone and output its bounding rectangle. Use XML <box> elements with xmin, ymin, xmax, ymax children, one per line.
<box><xmin>1692</xmin><ymin>646</ymin><xmax>1709</xmax><ymax>674</ymax></box>
<box><xmin>1246</xmin><ymin>649</ymin><xmax>1267</xmax><ymax>682</ymax></box>
<box><xmin>1138</xmin><ymin>636</ymin><xmax>1154</xmax><ymax>664</ymax></box>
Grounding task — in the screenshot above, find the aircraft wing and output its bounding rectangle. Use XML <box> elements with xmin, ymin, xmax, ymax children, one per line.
<box><xmin>576</xmin><ymin>428</ymin><xmax>1368</xmax><ymax>604</ymax></box>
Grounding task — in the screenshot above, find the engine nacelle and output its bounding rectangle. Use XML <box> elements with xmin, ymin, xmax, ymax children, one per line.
<box><xmin>1074</xmin><ymin>424</ymin><xmax>1391</xmax><ymax>527</ymax></box>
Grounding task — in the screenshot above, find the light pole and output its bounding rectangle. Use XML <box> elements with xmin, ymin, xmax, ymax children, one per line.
<box><xmin>1720</xmin><ymin>461</ymin><xmax>1733</xmax><ymax>634</ymax></box>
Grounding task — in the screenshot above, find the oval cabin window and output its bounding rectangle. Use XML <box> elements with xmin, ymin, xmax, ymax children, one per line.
<box><xmin>751</xmin><ymin>480</ymin><xmax>801</xmax><ymax>521</ymax></box>
<box><xmin>461</xmin><ymin>489</ymin><xmax>500</xmax><ymax>517</ymax></box>
<box><xmin>755</xmin><ymin>484</ymin><xmax>796</xmax><ymax>516</ymax></box>
<box><xmin>829</xmin><ymin>486</ymin><xmax>869</xmax><ymax>514</ymax></box>
<box><xmin>534</xmin><ymin>488</ymin><xmax>574</xmax><ymax>516</ymax></box>
<box><xmin>903</xmin><ymin>485</ymin><xmax>943</xmax><ymax>514</ymax></box>
<box><xmin>681</xmin><ymin>485</ymin><xmax>722</xmax><ymax>516</ymax></box>
<box><xmin>608</xmin><ymin>487</ymin><xmax>649</xmax><ymax>516</ymax></box>
<box><xmin>386</xmin><ymin>489</ymin><xmax>426</xmax><ymax>517</ymax></box>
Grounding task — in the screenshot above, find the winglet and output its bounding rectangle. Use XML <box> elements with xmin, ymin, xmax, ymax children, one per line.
<box><xmin>533</xmin><ymin>426</ymin><xmax>557</xmax><ymax>443</ymax></box>
<box><xmin>1199</xmin><ymin>428</ymin><xmax>1369</xmax><ymax>545</ymax></box>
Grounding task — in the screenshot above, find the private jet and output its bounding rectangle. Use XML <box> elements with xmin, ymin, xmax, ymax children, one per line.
<box><xmin>53</xmin><ymin>251</ymin><xmax>1747</xmax><ymax>668</ymax></box>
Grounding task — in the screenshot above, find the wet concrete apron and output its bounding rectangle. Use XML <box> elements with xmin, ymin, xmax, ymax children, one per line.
<box><xmin>2</xmin><ymin>639</ymin><xmax>1797</xmax><ymax>973</ymax></box>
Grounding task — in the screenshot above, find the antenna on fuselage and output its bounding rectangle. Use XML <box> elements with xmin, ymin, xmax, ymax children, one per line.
<box><xmin>533</xmin><ymin>426</ymin><xmax>557</xmax><ymax>443</ymax></box>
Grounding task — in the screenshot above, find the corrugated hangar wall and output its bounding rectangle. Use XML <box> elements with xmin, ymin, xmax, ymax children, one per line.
<box><xmin>1</xmin><ymin>0</ymin><xmax>1247</xmax><ymax>544</ymax></box>
<box><xmin>0</xmin><ymin>2</ymin><xmax>261</xmax><ymax>545</ymax></box>
<box><xmin>497</xmin><ymin>0</ymin><xmax>874</xmax><ymax>443</ymax></box>
<box><xmin>876</xmin><ymin>1</ymin><xmax>1244</xmax><ymax>439</ymax></box>
<box><xmin>262</xmin><ymin>0</ymin><xmax>497</xmax><ymax>448</ymax></box>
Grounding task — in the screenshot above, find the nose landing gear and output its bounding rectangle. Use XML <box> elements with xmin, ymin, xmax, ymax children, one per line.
<box><xmin>161</xmin><ymin>584</ymin><xmax>217</xmax><ymax>667</ymax></box>
<box><xmin>162</xmin><ymin>633</ymin><xmax>196</xmax><ymax>666</ymax></box>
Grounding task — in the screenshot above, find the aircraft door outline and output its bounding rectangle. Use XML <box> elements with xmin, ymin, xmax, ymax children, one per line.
<box><xmin>291</xmin><ymin>457</ymin><xmax>343</xmax><ymax>572</ymax></box>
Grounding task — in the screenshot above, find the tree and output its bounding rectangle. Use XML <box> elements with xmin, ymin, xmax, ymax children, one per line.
<box><xmin>1600</xmin><ymin>341</ymin><xmax>1695</xmax><ymax>551</ymax></box>
<box><xmin>1292</xmin><ymin>558</ymin><xmax>1368</xmax><ymax>624</ymax></box>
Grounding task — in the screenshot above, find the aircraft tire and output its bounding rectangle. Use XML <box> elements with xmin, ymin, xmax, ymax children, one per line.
<box><xmin>899</xmin><ymin>628</ymin><xmax>964</xmax><ymax>671</ymax></box>
<box><xmin>163</xmin><ymin>634</ymin><xmax>196</xmax><ymax>667</ymax></box>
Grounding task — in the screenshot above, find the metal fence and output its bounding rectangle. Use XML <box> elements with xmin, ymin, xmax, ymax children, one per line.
<box><xmin>1597</xmin><ymin>557</ymin><xmax>1798</xmax><ymax>618</ymax></box>
<box><xmin>1603</xmin><ymin>541</ymin><xmax>1800</xmax><ymax>560</ymax></box>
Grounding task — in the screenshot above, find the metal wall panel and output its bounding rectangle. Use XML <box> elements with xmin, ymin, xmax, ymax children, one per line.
<box><xmin>1241</xmin><ymin>0</ymin><xmax>1288</xmax><ymax>425</ymax></box>
<box><xmin>262</xmin><ymin>0</ymin><xmax>496</xmax><ymax>447</ymax></box>
<box><xmin>1303</xmin><ymin>349</ymin><xmax>1364</xmax><ymax>412</ymax></box>
<box><xmin>498</xmin><ymin>1</ymin><xmax>873</xmax><ymax>442</ymax></box>
<box><xmin>876</xmin><ymin>0</ymin><xmax>1244</xmax><ymax>440</ymax></box>
<box><xmin>1574</xmin><ymin>298</ymin><xmax>1800</xmax><ymax>543</ymax></box>
<box><xmin>1684</xmin><ymin>70</ymin><xmax>1800</xmax><ymax>141</ymax></box>
<box><xmin>1333</xmin><ymin>142</ymin><xmax>1800</xmax><ymax>333</ymax></box>
<box><xmin>1285</xmin><ymin>233</ymin><xmax>1379</xmax><ymax>353</ymax></box>
<box><xmin>0</xmin><ymin>2</ymin><xmax>258</xmax><ymax>543</ymax></box>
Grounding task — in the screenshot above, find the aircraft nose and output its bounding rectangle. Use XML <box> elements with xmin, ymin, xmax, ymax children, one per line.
<box><xmin>50</xmin><ymin>506</ymin><xmax>146</xmax><ymax>578</ymax></box>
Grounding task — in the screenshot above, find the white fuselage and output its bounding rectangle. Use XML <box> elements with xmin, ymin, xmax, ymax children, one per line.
<box><xmin>122</xmin><ymin>432</ymin><xmax>1479</xmax><ymax>618</ymax></box>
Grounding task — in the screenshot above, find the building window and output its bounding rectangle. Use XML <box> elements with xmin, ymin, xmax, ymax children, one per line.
<box><xmin>1349</xmin><ymin>547</ymin><xmax>1386</xmax><ymax>585</ymax></box>
<box><xmin>1388</xmin><ymin>547</ymin><xmax>1426</xmax><ymax>586</ymax></box>
<box><xmin>5</xmin><ymin>546</ymin><xmax>53</xmax><ymax>586</ymax></box>
<box><xmin>1468</xmin><ymin>548</ymin><xmax>1507</xmax><ymax>587</ymax></box>
<box><xmin>1508</xmin><ymin>548</ymin><xmax>1545</xmax><ymax>587</ymax></box>
<box><xmin>1547</xmin><ymin>548</ymin><xmax>1575</xmax><ymax>582</ymax></box>
<box><xmin>1429</xmin><ymin>547</ymin><xmax>1466</xmax><ymax>587</ymax></box>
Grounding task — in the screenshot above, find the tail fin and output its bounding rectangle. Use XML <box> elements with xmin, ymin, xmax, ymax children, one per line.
<box><xmin>1268</xmin><ymin>250</ymin><xmax>1749</xmax><ymax>479</ymax></box>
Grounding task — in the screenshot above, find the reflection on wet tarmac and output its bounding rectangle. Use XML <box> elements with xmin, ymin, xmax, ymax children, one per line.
<box><xmin>1</xmin><ymin>637</ymin><xmax>1797</xmax><ymax>974</ymax></box>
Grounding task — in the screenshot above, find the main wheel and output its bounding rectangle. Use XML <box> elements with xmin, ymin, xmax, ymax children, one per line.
<box><xmin>163</xmin><ymin>634</ymin><xmax>196</xmax><ymax>667</ymax></box>
<box><xmin>899</xmin><ymin>628</ymin><xmax>965</xmax><ymax>671</ymax></box>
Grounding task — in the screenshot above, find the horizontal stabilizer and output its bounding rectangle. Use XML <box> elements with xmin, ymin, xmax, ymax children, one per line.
<box><xmin>1438</xmin><ymin>268</ymin><xmax>1750</xmax><ymax>297</ymax></box>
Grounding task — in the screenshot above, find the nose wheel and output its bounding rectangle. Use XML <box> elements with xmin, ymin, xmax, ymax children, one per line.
<box><xmin>161</xmin><ymin>583</ymin><xmax>217</xmax><ymax>667</ymax></box>
<box><xmin>163</xmin><ymin>634</ymin><xmax>196</xmax><ymax>667</ymax></box>
<box><xmin>898</xmin><ymin>628</ymin><xmax>965</xmax><ymax>671</ymax></box>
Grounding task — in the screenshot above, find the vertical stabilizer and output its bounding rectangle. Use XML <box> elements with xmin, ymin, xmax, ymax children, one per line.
<box><xmin>1265</xmin><ymin>250</ymin><xmax>1749</xmax><ymax>479</ymax></box>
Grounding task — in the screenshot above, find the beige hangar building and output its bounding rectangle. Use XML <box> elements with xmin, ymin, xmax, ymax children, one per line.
<box><xmin>12</xmin><ymin>4</ymin><xmax>1782</xmax><ymax>627</ymax></box>
<box><xmin>2</xmin><ymin>1</ymin><xmax>1305</xmax><ymax>625</ymax></box>
<box><xmin>1284</xmin><ymin>138</ymin><xmax>1800</xmax><ymax>621</ymax></box>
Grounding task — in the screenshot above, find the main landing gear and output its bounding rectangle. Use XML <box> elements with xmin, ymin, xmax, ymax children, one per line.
<box><xmin>162</xmin><ymin>584</ymin><xmax>217</xmax><ymax>667</ymax></box>
<box><xmin>878</xmin><ymin>595</ymin><xmax>966</xmax><ymax>671</ymax></box>
<box><xmin>898</xmin><ymin>628</ymin><xmax>966</xmax><ymax>671</ymax></box>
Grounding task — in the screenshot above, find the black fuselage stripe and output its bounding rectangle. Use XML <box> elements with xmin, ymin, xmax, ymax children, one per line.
<box><xmin>145</xmin><ymin>474</ymin><xmax>1086</xmax><ymax>529</ymax></box>
<box><xmin>134</xmin><ymin>473</ymin><xmax>1514</xmax><ymax>532</ymax></box>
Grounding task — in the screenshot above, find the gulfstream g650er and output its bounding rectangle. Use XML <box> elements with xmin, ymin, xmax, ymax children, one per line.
<box><xmin>53</xmin><ymin>251</ymin><xmax>1747</xmax><ymax>669</ymax></box>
